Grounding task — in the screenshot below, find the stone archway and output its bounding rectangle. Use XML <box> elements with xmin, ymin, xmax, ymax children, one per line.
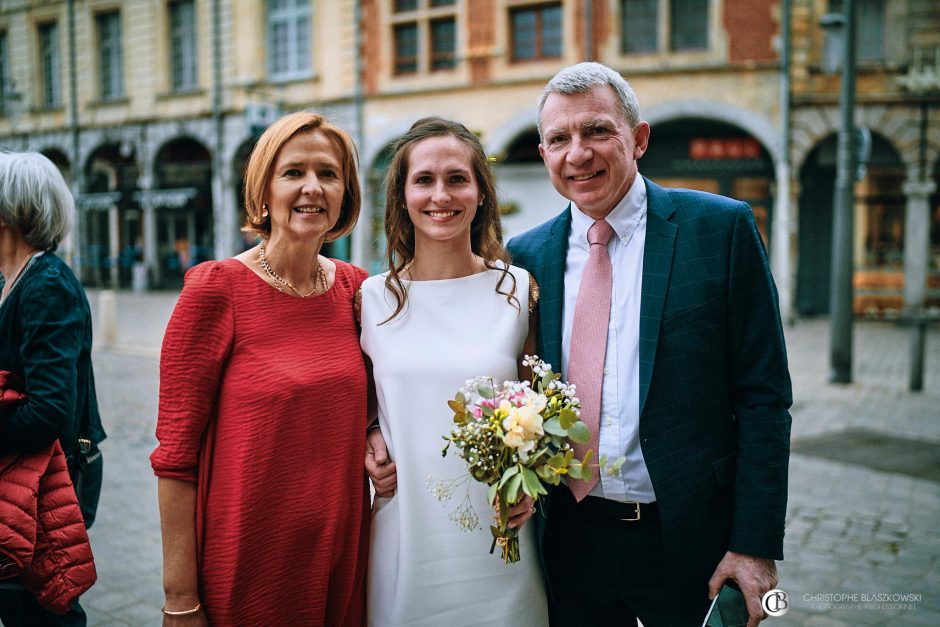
<box><xmin>642</xmin><ymin>117</ymin><xmax>777</xmax><ymax>249</ymax></box>
<box><xmin>40</xmin><ymin>147</ymin><xmax>71</xmax><ymax>184</ymax></box>
<box><xmin>150</xmin><ymin>137</ymin><xmax>214</xmax><ymax>288</ymax></box>
<box><xmin>796</xmin><ymin>131</ymin><xmax>905</xmax><ymax>317</ymax></box>
<box><xmin>645</xmin><ymin>100</ymin><xmax>782</xmax><ymax>165</ymax></box>
<box><xmin>490</xmin><ymin>126</ymin><xmax>567</xmax><ymax>239</ymax></box>
<box><xmin>81</xmin><ymin>142</ymin><xmax>140</xmax><ymax>287</ymax></box>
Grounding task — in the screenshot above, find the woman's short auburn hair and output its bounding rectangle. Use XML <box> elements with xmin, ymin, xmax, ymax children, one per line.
<box><xmin>242</xmin><ymin>111</ymin><xmax>361</xmax><ymax>241</ymax></box>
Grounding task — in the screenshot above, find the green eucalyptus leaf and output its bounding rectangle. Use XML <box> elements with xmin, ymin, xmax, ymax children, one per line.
<box><xmin>558</xmin><ymin>407</ymin><xmax>578</xmax><ymax>429</ymax></box>
<box><xmin>542</xmin><ymin>417</ymin><xmax>566</xmax><ymax>436</ymax></box>
<box><xmin>567</xmin><ymin>421</ymin><xmax>591</xmax><ymax>443</ymax></box>
<box><xmin>478</xmin><ymin>384</ymin><xmax>495</xmax><ymax>400</ymax></box>
<box><xmin>568</xmin><ymin>450</ymin><xmax>593</xmax><ymax>480</ymax></box>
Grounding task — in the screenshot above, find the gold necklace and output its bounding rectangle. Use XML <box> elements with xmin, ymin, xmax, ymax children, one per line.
<box><xmin>258</xmin><ymin>241</ymin><xmax>328</xmax><ymax>298</ymax></box>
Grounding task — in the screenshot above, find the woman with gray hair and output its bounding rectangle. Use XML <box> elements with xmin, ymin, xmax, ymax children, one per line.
<box><xmin>0</xmin><ymin>151</ymin><xmax>105</xmax><ymax>627</ymax></box>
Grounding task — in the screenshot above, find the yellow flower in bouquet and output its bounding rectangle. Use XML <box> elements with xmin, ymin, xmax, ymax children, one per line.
<box><xmin>501</xmin><ymin>400</ymin><xmax>544</xmax><ymax>460</ymax></box>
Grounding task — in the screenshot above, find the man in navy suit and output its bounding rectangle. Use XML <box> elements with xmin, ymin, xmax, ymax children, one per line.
<box><xmin>366</xmin><ymin>62</ymin><xmax>791</xmax><ymax>626</ymax></box>
<box><xmin>504</xmin><ymin>62</ymin><xmax>791</xmax><ymax>626</ymax></box>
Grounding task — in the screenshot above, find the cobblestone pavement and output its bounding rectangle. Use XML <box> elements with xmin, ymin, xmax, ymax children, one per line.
<box><xmin>79</xmin><ymin>289</ymin><xmax>940</xmax><ymax>626</ymax></box>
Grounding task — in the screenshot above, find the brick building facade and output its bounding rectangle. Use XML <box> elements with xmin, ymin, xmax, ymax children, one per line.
<box><xmin>2</xmin><ymin>0</ymin><xmax>938</xmax><ymax>318</ymax></box>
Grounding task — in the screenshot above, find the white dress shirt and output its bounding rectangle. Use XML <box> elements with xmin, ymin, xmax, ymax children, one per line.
<box><xmin>562</xmin><ymin>176</ymin><xmax>656</xmax><ymax>503</ymax></box>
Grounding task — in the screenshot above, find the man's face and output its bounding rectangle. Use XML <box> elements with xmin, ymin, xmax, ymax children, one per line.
<box><xmin>538</xmin><ymin>85</ymin><xmax>650</xmax><ymax>220</ymax></box>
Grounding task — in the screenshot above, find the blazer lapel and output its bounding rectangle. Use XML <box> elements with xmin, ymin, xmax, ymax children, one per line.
<box><xmin>639</xmin><ymin>178</ymin><xmax>677</xmax><ymax>417</ymax></box>
<box><xmin>538</xmin><ymin>209</ymin><xmax>571</xmax><ymax>373</ymax></box>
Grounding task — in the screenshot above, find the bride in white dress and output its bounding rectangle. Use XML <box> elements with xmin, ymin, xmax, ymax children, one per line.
<box><xmin>360</xmin><ymin>117</ymin><xmax>549</xmax><ymax>626</ymax></box>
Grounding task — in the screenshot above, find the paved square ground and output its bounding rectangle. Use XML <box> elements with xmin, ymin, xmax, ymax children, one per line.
<box><xmin>80</xmin><ymin>291</ymin><xmax>940</xmax><ymax>626</ymax></box>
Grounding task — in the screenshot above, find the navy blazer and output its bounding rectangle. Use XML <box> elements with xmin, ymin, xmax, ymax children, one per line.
<box><xmin>508</xmin><ymin>177</ymin><xmax>792</xmax><ymax>585</ymax></box>
<box><xmin>0</xmin><ymin>252</ymin><xmax>105</xmax><ymax>459</ymax></box>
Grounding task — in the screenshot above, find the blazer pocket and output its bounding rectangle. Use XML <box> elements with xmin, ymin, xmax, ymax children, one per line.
<box><xmin>661</xmin><ymin>295</ymin><xmax>721</xmax><ymax>332</ymax></box>
<box><xmin>711</xmin><ymin>452</ymin><xmax>736</xmax><ymax>487</ymax></box>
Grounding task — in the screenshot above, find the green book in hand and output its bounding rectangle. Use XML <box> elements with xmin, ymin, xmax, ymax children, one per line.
<box><xmin>702</xmin><ymin>582</ymin><xmax>749</xmax><ymax>627</ymax></box>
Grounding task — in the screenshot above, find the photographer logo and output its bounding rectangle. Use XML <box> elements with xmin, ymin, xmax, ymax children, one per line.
<box><xmin>762</xmin><ymin>589</ymin><xmax>789</xmax><ymax>617</ymax></box>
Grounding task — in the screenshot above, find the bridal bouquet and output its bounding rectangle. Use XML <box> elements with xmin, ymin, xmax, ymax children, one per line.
<box><xmin>430</xmin><ymin>355</ymin><xmax>621</xmax><ymax>563</ymax></box>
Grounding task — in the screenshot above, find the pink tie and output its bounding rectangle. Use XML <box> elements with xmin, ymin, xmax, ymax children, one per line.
<box><xmin>567</xmin><ymin>219</ymin><xmax>614</xmax><ymax>502</ymax></box>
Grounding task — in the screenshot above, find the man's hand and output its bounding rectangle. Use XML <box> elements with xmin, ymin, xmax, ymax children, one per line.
<box><xmin>365</xmin><ymin>426</ymin><xmax>397</xmax><ymax>497</ymax></box>
<box><xmin>708</xmin><ymin>551</ymin><xmax>778</xmax><ymax>627</ymax></box>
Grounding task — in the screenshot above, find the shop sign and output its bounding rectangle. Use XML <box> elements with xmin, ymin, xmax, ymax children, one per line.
<box><xmin>689</xmin><ymin>138</ymin><xmax>761</xmax><ymax>160</ymax></box>
<box><xmin>133</xmin><ymin>188</ymin><xmax>198</xmax><ymax>210</ymax></box>
<box><xmin>76</xmin><ymin>191</ymin><xmax>121</xmax><ymax>210</ymax></box>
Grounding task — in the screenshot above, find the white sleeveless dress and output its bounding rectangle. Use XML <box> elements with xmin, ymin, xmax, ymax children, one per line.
<box><xmin>360</xmin><ymin>265</ymin><xmax>549</xmax><ymax>627</ymax></box>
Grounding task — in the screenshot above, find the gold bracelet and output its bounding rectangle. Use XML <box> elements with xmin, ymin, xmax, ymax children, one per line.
<box><xmin>162</xmin><ymin>602</ymin><xmax>201</xmax><ymax>616</ymax></box>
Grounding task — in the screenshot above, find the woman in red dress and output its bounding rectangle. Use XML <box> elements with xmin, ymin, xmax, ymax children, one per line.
<box><xmin>151</xmin><ymin>112</ymin><xmax>369</xmax><ymax>626</ymax></box>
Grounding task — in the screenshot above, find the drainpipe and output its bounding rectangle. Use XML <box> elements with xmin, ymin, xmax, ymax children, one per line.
<box><xmin>211</xmin><ymin>0</ymin><xmax>228</xmax><ymax>260</ymax></box>
<box><xmin>828</xmin><ymin>0</ymin><xmax>857</xmax><ymax>384</ymax></box>
<box><xmin>67</xmin><ymin>0</ymin><xmax>83</xmax><ymax>279</ymax></box>
<box><xmin>584</xmin><ymin>0</ymin><xmax>593</xmax><ymax>61</ymax></box>
<box><xmin>351</xmin><ymin>0</ymin><xmax>369</xmax><ymax>269</ymax></box>
<box><xmin>772</xmin><ymin>0</ymin><xmax>793</xmax><ymax>325</ymax></box>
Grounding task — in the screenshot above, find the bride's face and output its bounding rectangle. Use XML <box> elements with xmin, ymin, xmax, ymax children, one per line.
<box><xmin>404</xmin><ymin>135</ymin><xmax>482</xmax><ymax>248</ymax></box>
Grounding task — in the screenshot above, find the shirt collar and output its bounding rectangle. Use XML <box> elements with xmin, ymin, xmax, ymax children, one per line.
<box><xmin>570</xmin><ymin>175</ymin><xmax>647</xmax><ymax>250</ymax></box>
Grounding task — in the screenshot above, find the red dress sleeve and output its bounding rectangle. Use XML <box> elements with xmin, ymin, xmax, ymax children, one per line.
<box><xmin>346</xmin><ymin>261</ymin><xmax>368</xmax><ymax>290</ymax></box>
<box><xmin>150</xmin><ymin>262</ymin><xmax>234</xmax><ymax>481</ymax></box>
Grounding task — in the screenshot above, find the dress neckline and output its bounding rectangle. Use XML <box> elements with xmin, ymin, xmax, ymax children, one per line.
<box><xmin>396</xmin><ymin>264</ymin><xmax>506</xmax><ymax>286</ymax></box>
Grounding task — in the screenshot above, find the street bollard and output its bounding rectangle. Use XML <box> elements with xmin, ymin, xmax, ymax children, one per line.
<box><xmin>908</xmin><ymin>316</ymin><xmax>926</xmax><ymax>392</ymax></box>
<box><xmin>132</xmin><ymin>262</ymin><xmax>149</xmax><ymax>293</ymax></box>
<box><xmin>98</xmin><ymin>290</ymin><xmax>118</xmax><ymax>349</ymax></box>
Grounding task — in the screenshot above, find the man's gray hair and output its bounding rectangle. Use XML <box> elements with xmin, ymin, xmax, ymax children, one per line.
<box><xmin>0</xmin><ymin>151</ymin><xmax>74</xmax><ymax>251</ymax></box>
<box><xmin>537</xmin><ymin>62</ymin><xmax>642</xmax><ymax>138</ymax></box>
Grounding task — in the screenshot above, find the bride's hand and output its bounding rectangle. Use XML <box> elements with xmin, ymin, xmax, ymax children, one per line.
<box><xmin>507</xmin><ymin>495</ymin><xmax>537</xmax><ymax>529</ymax></box>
